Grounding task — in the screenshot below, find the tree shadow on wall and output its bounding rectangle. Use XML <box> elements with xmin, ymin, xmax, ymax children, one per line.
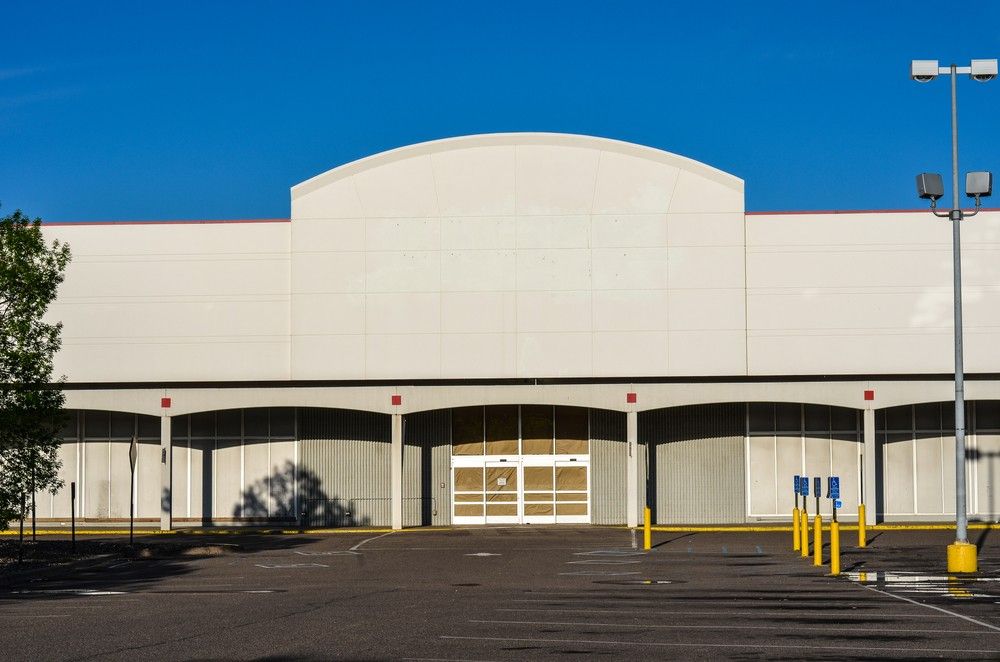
<box><xmin>235</xmin><ymin>461</ymin><xmax>372</xmax><ymax>529</ymax></box>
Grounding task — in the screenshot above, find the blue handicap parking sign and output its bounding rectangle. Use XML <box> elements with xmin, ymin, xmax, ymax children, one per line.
<box><xmin>828</xmin><ymin>476</ymin><xmax>840</xmax><ymax>499</ymax></box>
<box><xmin>813</xmin><ymin>476</ymin><xmax>820</xmax><ymax>496</ymax></box>
<box><xmin>794</xmin><ymin>475</ymin><xmax>801</xmax><ymax>494</ymax></box>
<box><xmin>834</xmin><ymin>500</ymin><xmax>843</xmax><ymax>509</ymax></box>
<box><xmin>800</xmin><ymin>476</ymin><xmax>809</xmax><ymax>496</ymax></box>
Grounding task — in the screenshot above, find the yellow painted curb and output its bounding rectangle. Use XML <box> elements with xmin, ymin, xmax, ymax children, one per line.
<box><xmin>0</xmin><ymin>526</ymin><xmax>454</xmax><ymax>537</ymax></box>
<box><xmin>647</xmin><ymin>522</ymin><xmax>1000</xmax><ymax>533</ymax></box>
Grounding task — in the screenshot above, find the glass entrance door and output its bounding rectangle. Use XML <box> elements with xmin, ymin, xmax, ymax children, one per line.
<box><xmin>485</xmin><ymin>460</ymin><xmax>519</xmax><ymax>524</ymax></box>
<box><xmin>554</xmin><ymin>460</ymin><xmax>590</xmax><ymax>523</ymax></box>
<box><xmin>450</xmin><ymin>405</ymin><xmax>591</xmax><ymax>525</ymax></box>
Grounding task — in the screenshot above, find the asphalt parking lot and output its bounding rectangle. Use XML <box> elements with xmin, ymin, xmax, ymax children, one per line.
<box><xmin>0</xmin><ymin>526</ymin><xmax>998</xmax><ymax>661</ymax></box>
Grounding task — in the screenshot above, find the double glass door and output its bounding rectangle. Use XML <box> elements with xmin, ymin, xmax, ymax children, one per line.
<box><xmin>453</xmin><ymin>457</ymin><xmax>590</xmax><ymax>524</ymax></box>
<box><xmin>450</xmin><ymin>404</ymin><xmax>591</xmax><ymax>525</ymax></box>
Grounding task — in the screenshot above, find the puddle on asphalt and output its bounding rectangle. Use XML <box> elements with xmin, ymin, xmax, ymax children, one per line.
<box><xmin>844</xmin><ymin>571</ymin><xmax>1000</xmax><ymax>600</ymax></box>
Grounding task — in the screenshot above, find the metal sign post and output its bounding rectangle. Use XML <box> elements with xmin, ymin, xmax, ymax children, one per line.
<box><xmin>799</xmin><ymin>476</ymin><xmax>810</xmax><ymax>557</ymax></box>
<box><xmin>31</xmin><ymin>461</ymin><xmax>36</xmax><ymax>542</ymax></box>
<box><xmin>828</xmin><ymin>476</ymin><xmax>841</xmax><ymax>522</ymax></box>
<box><xmin>18</xmin><ymin>492</ymin><xmax>25</xmax><ymax>564</ymax></box>
<box><xmin>792</xmin><ymin>475</ymin><xmax>801</xmax><ymax>551</ymax></box>
<box><xmin>129</xmin><ymin>437</ymin><xmax>138</xmax><ymax>546</ymax></box>
<box><xmin>828</xmin><ymin>476</ymin><xmax>842</xmax><ymax>576</ymax></box>
<box><xmin>71</xmin><ymin>481</ymin><xmax>77</xmax><ymax>555</ymax></box>
<box><xmin>812</xmin><ymin>477</ymin><xmax>823</xmax><ymax>567</ymax></box>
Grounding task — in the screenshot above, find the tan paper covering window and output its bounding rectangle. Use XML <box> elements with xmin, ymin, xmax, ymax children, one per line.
<box><xmin>556</xmin><ymin>491</ymin><xmax>588</xmax><ymax>502</ymax></box>
<box><xmin>486</xmin><ymin>466</ymin><xmax>518</xmax><ymax>491</ymax></box>
<box><xmin>556</xmin><ymin>503</ymin><xmax>588</xmax><ymax>515</ymax></box>
<box><xmin>485</xmin><ymin>405</ymin><xmax>519</xmax><ymax>454</ymax></box>
<box><xmin>454</xmin><ymin>467</ymin><xmax>484</xmax><ymax>492</ymax></box>
<box><xmin>524</xmin><ymin>503</ymin><xmax>554</xmax><ymax>515</ymax></box>
<box><xmin>523</xmin><ymin>466</ymin><xmax>554</xmax><ymax>491</ymax></box>
<box><xmin>555</xmin><ymin>406</ymin><xmax>588</xmax><ymax>454</ymax></box>
<box><xmin>523</xmin><ymin>491</ymin><xmax>555</xmax><ymax>503</ymax></box>
<box><xmin>521</xmin><ymin>405</ymin><xmax>554</xmax><ymax>454</ymax></box>
<box><xmin>555</xmin><ymin>466</ymin><xmax>587</xmax><ymax>491</ymax></box>
<box><xmin>452</xmin><ymin>406</ymin><xmax>484</xmax><ymax>455</ymax></box>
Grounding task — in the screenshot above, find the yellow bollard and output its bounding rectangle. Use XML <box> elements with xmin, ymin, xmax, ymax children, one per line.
<box><xmin>813</xmin><ymin>515</ymin><xmax>823</xmax><ymax>566</ymax></box>
<box><xmin>857</xmin><ymin>504</ymin><xmax>867</xmax><ymax>548</ymax></box>
<box><xmin>792</xmin><ymin>507</ymin><xmax>800</xmax><ymax>551</ymax></box>
<box><xmin>643</xmin><ymin>506</ymin><xmax>651</xmax><ymax>551</ymax></box>
<box><xmin>947</xmin><ymin>542</ymin><xmax>978</xmax><ymax>573</ymax></box>
<box><xmin>800</xmin><ymin>510</ymin><xmax>809</xmax><ymax>557</ymax></box>
<box><xmin>830</xmin><ymin>521</ymin><xmax>840</xmax><ymax>576</ymax></box>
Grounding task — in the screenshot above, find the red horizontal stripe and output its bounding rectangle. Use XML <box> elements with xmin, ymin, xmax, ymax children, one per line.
<box><xmin>746</xmin><ymin>207</ymin><xmax>1000</xmax><ymax>216</ymax></box>
<box><xmin>42</xmin><ymin>218</ymin><xmax>290</xmax><ymax>226</ymax></box>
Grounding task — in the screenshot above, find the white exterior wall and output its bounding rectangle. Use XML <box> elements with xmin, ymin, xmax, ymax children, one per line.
<box><xmin>746</xmin><ymin>210</ymin><xmax>1000</xmax><ymax>375</ymax></box>
<box><xmin>43</xmin><ymin>221</ymin><xmax>291</xmax><ymax>382</ymax></box>
<box><xmin>289</xmin><ymin>133</ymin><xmax>746</xmax><ymax>380</ymax></box>
<box><xmin>36</xmin><ymin>133</ymin><xmax>1000</xmax><ymax>383</ymax></box>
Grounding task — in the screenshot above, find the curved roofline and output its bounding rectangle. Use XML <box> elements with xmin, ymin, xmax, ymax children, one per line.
<box><xmin>291</xmin><ymin>132</ymin><xmax>743</xmax><ymax>198</ymax></box>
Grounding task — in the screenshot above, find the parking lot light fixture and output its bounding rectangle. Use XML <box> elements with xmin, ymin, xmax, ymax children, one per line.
<box><xmin>912</xmin><ymin>58</ymin><xmax>997</xmax><ymax>573</ymax></box>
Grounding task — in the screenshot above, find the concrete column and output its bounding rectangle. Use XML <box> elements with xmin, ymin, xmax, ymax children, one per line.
<box><xmin>391</xmin><ymin>413</ymin><xmax>403</xmax><ymax>530</ymax></box>
<box><xmin>626</xmin><ymin>411</ymin><xmax>639</xmax><ymax>528</ymax></box>
<box><xmin>160</xmin><ymin>415</ymin><xmax>172</xmax><ymax>531</ymax></box>
<box><xmin>863</xmin><ymin>408</ymin><xmax>877</xmax><ymax>526</ymax></box>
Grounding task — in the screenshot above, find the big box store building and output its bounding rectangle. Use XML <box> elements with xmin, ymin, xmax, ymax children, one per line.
<box><xmin>34</xmin><ymin>133</ymin><xmax>1000</xmax><ymax>530</ymax></box>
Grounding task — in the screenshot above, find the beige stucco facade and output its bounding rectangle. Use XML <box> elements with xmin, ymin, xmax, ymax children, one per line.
<box><xmin>44</xmin><ymin>133</ymin><xmax>1000</xmax><ymax>385</ymax></box>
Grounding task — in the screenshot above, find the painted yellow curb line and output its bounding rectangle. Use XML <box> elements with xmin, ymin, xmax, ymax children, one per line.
<box><xmin>647</xmin><ymin>523</ymin><xmax>1000</xmax><ymax>533</ymax></box>
<box><xmin>0</xmin><ymin>527</ymin><xmax>453</xmax><ymax>536</ymax></box>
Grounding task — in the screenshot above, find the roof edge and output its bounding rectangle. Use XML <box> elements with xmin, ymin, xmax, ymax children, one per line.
<box><xmin>746</xmin><ymin>208</ymin><xmax>1000</xmax><ymax>216</ymax></box>
<box><xmin>291</xmin><ymin>132</ymin><xmax>743</xmax><ymax>199</ymax></box>
<box><xmin>42</xmin><ymin>218</ymin><xmax>290</xmax><ymax>227</ymax></box>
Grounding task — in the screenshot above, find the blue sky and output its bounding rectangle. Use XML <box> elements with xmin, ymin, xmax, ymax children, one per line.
<box><xmin>3</xmin><ymin>1</ymin><xmax>1000</xmax><ymax>221</ymax></box>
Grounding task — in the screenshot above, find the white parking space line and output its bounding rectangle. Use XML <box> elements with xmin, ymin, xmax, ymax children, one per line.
<box><xmin>254</xmin><ymin>563</ymin><xmax>329</xmax><ymax>569</ymax></box>
<box><xmin>510</xmin><ymin>598</ymin><xmax>886</xmax><ymax>607</ymax></box>
<box><xmin>557</xmin><ymin>571</ymin><xmax>640</xmax><ymax>576</ymax></box>
<box><xmin>857</xmin><ymin>583</ymin><xmax>1000</xmax><ymax>633</ymax></box>
<box><xmin>469</xmin><ymin>618</ymin><xmax>994</xmax><ymax>635</ymax></box>
<box><xmin>440</xmin><ymin>635</ymin><xmax>1000</xmax><ymax>655</ymax></box>
<box><xmin>10</xmin><ymin>589</ymin><xmax>127</xmax><ymax>596</ymax></box>
<box><xmin>497</xmin><ymin>607</ymin><xmax>959</xmax><ymax>620</ymax></box>
<box><xmin>349</xmin><ymin>531</ymin><xmax>395</xmax><ymax>551</ymax></box>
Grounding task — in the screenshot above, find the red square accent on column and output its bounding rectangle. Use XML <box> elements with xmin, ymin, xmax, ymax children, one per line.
<box><xmin>626</xmin><ymin>392</ymin><xmax>637</xmax><ymax>404</ymax></box>
<box><xmin>863</xmin><ymin>390</ymin><xmax>875</xmax><ymax>401</ymax></box>
<box><xmin>391</xmin><ymin>394</ymin><xmax>402</xmax><ymax>406</ymax></box>
<box><xmin>161</xmin><ymin>397</ymin><xmax>172</xmax><ymax>408</ymax></box>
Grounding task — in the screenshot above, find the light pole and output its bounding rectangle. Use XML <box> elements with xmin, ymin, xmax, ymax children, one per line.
<box><xmin>911</xmin><ymin>58</ymin><xmax>997</xmax><ymax>573</ymax></box>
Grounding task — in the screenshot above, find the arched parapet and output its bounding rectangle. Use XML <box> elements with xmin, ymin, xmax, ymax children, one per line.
<box><xmin>291</xmin><ymin>132</ymin><xmax>743</xmax><ymax>218</ymax></box>
<box><xmin>289</xmin><ymin>132</ymin><xmax>747</xmax><ymax>382</ymax></box>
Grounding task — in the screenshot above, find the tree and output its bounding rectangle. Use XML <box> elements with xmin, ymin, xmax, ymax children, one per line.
<box><xmin>0</xmin><ymin>210</ymin><xmax>71</xmax><ymax>529</ymax></box>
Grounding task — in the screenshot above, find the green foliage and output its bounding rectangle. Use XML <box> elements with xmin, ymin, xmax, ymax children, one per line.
<box><xmin>0</xmin><ymin>210</ymin><xmax>71</xmax><ymax>527</ymax></box>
